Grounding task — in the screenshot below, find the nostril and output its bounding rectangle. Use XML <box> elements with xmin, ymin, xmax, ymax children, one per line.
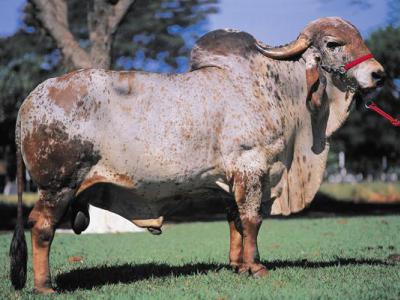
<box><xmin>371</xmin><ymin>70</ymin><xmax>386</xmax><ymax>86</ymax></box>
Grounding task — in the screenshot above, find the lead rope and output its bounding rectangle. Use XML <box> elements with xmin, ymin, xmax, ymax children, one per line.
<box><xmin>365</xmin><ymin>101</ymin><xmax>400</xmax><ymax>127</ymax></box>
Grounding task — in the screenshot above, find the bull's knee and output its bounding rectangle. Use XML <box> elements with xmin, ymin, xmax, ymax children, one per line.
<box><xmin>29</xmin><ymin>202</ymin><xmax>56</xmax><ymax>245</ymax></box>
<box><xmin>31</xmin><ymin>218</ymin><xmax>55</xmax><ymax>246</ymax></box>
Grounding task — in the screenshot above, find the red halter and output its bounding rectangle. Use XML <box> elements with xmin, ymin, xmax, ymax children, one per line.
<box><xmin>344</xmin><ymin>53</ymin><xmax>399</xmax><ymax>127</ymax></box>
<box><xmin>344</xmin><ymin>53</ymin><xmax>374</xmax><ymax>71</ymax></box>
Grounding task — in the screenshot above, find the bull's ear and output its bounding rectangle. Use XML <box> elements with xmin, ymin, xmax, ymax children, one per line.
<box><xmin>305</xmin><ymin>51</ymin><xmax>326</xmax><ymax>111</ymax></box>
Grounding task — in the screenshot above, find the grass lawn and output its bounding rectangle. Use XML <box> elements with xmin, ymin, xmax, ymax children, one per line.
<box><xmin>1</xmin><ymin>216</ymin><xmax>400</xmax><ymax>299</ymax></box>
<box><xmin>0</xmin><ymin>192</ymin><xmax>38</xmax><ymax>206</ymax></box>
<box><xmin>319</xmin><ymin>182</ymin><xmax>400</xmax><ymax>203</ymax></box>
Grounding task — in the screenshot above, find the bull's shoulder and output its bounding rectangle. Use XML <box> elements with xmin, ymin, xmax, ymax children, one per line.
<box><xmin>190</xmin><ymin>29</ymin><xmax>259</xmax><ymax>70</ymax></box>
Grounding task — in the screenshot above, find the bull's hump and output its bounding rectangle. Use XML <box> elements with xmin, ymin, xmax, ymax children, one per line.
<box><xmin>190</xmin><ymin>29</ymin><xmax>259</xmax><ymax>70</ymax></box>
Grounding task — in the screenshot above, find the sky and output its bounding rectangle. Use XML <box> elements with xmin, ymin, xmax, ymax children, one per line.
<box><xmin>208</xmin><ymin>0</ymin><xmax>388</xmax><ymax>44</ymax></box>
<box><xmin>0</xmin><ymin>0</ymin><xmax>26</xmax><ymax>37</ymax></box>
<box><xmin>0</xmin><ymin>0</ymin><xmax>389</xmax><ymax>42</ymax></box>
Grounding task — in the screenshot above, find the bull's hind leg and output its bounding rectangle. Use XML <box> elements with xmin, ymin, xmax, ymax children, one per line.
<box><xmin>226</xmin><ymin>199</ymin><xmax>243</xmax><ymax>270</ymax></box>
<box><xmin>28</xmin><ymin>188</ymin><xmax>74</xmax><ymax>293</ymax></box>
<box><xmin>233</xmin><ymin>172</ymin><xmax>268</xmax><ymax>277</ymax></box>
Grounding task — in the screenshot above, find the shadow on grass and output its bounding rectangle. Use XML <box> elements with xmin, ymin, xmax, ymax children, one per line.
<box><xmin>264</xmin><ymin>257</ymin><xmax>392</xmax><ymax>270</ymax></box>
<box><xmin>55</xmin><ymin>262</ymin><xmax>223</xmax><ymax>291</ymax></box>
<box><xmin>167</xmin><ymin>192</ymin><xmax>400</xmax><ymax>222</ymax></box>
<box><xmin>55</xmin><ymin>257</ymin><xmax>392</xmax><ymax>291</ymax></box>
<box><xmin>2</xmin><ymin>191</ymin><xmax>400</xmax><ymax>230</ymax></box>
<box><xmin>0</xmin><ymin>202</ymin><xmax>32</xmax><ymax>230</ymax></box>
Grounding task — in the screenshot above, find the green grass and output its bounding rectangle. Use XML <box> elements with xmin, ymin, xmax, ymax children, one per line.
<box><xmin>1</xmin><ymin>216</ymin><xmax>400</xmax><ymax>299</ymax></box>
<box><xmin>320</xmin><ymin>182</ymin><xmax>400</xmax><ymax>203</ymax></box>
<box><xmin>0</xmin><ymin>193</ymin><xmax>37</xmax><ymax>206</ymax></box>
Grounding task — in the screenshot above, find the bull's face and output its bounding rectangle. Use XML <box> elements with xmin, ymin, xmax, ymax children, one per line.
<box><xmin>256</xmin><ymin>17</ymin><xmax>386</xmax><ymax>97</ymax></box>
<box><xmin>255</xmin><ymin>17</ymin><xmax>386</xmax><ymax>153</ymax></box>
<box><xmin>310</xmin><ymin>17</ymin><xmax>385</xmax><ymax>94</ymax></box>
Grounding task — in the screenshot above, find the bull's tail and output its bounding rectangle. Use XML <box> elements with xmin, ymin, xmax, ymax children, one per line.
<box><xmin>9</xmin><ymin>115</ymin><xmax>27</xmax><ymax>290</ymax></box>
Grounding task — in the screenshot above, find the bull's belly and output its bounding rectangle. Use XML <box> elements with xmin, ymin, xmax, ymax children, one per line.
<box><xmin>76</xmin><ymin>181</ymin><xmax>225</xmax><ymax>224</ymax></box>
<box><xmin>75</xmin><ymin>160</ymin><xmax>227</xmax><ymax>227</ymax></box>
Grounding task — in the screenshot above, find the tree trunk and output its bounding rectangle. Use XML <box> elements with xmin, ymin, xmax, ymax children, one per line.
<box><xmin>28</xmin><ymin>0</ymin><xmax>138</xmax><ymax>234</ymax></box>
<box><xmin>30</xmin><ymin>0</ymin><xmax>135</xmax><ymax>69</ymax></box>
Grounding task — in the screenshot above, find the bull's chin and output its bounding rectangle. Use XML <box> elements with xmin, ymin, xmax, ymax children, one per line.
<box><xmin>359</xmin><ymin>86</ymin><xmax>381</xmax><ymax>102</ymax></box>
<box><xmin>354</xmin><ymin>86</ymin><xmax>381</xmax><ymax>109</ymax></box>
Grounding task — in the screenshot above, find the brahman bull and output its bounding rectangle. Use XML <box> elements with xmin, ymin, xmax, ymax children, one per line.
<box><xmin>10</xmin><ymin>17</ymin><xmax>385</xmax><ymax>293</ymax></box>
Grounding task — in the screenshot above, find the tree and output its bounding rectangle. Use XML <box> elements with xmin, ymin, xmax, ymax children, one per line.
<box><xmin>26</xmin><ymin>0</ymin><xmax>218</xmax><ymax>71</ymax></box>
<box><xmin>28</xmin><ymin>0</ymin><xmax>135</xmax><ymax>69</ymax></box>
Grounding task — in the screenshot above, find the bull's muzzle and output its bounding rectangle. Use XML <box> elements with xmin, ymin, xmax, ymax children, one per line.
<box><xmin>371</xmin><ymin>70</ymin><xmax>386</xmax><ymax>88</ymax></box>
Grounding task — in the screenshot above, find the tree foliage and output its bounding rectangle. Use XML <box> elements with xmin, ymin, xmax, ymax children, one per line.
<box><xmin>0</xmin><ymin>29</ymin><xmax>61</xmax><ymax>144</ymax></box>
<box><xmin>64</xmin><ymin>0</ymin><xmax>218</xmax><ymax>72</ymax></box>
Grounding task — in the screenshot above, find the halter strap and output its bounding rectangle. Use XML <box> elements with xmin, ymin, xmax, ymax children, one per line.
<box><xmin>344</xmin><ymin>53</ymin><xmax>374</xmax><ymax>71</ymax></box>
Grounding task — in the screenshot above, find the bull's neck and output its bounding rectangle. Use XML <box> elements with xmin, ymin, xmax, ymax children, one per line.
<box><xmin>324</xmin><ymin>74</ymin><xmax>355</xmax><ymax>137</ymax></box>
<box><xmin>253</xmin><ymin>56</ymin><xmax>309</xmax><ymax>134</ymax></box>
<box><xmin>251</xmin><ymin>55</ymin><xmax>354</xmax><ymax>139</ymax></box>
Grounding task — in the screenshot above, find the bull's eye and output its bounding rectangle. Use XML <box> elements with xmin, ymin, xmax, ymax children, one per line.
<box><xmin>326</xmin><ymin>41</ymin><xmax>343</xmax><ymax>50</ymax></box>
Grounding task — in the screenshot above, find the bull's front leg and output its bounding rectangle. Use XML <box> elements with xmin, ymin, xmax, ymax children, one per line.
<box><xmin>232</xmin><ymin>172</ymin><xmax>268</xmax><ymax>277</ymax></box>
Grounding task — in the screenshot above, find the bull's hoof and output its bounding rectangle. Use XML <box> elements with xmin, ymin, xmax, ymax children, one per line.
<box><xmin>147</xmin><ymin>227</ymin><xmax>162</xmax><ymax>235</ymax></box>
<box><xmin>34</xmin><ymin>287</ymin><xmax>55</xmax><ymax>294</ymax></box>
<box><xmin>237</xmin><ymin>264</ymin><xmax>250</xmax><ymax>275</ymax></box>
<box><xmin>237</xmin><ymin>263</ymin><xmax>269</xmax><ymax>277</ymax></box>
<box><xmin>72</xmin><ymin>210</ymin><xmax>90</xmax><ymax>234</ymax></box>
<box><xmin>229</xmin><ymin>261</ymin><xmax>242</xmax><ymax>272</ymax></box>
<box><xmin>252</xmin><ymin>266</ymin><xmax>269</xmax><ymax>277</ymax></box>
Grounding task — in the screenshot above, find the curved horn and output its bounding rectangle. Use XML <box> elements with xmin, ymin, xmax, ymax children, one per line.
<box><xmin>255</xmin><ymin>33</ymin><xmax>311</xmax><ymax>59</ymax></box>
